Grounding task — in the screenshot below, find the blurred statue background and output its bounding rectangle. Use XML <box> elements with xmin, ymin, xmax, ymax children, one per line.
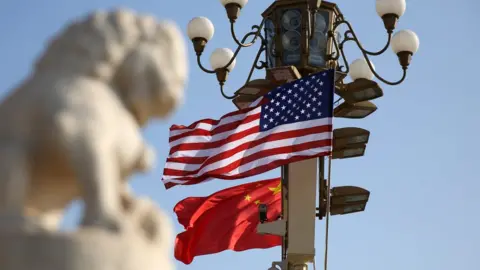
<box><xmin>0</xmin><ymin>8</ymin><xmax>187</xmax><ymax>270</ymax></box>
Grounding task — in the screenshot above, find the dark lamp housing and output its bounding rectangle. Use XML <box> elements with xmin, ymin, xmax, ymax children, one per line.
<box><xmin>336</xmin><ymin>78</ymin><xmax>383</xmax><ymax>103</ymax></box>
<box><xmin>330</xmin><ymin>186</ymin><xmax>370</xmax><ymax>216</ymax></box>
<box><xmin>333</xmin><ymin>127</ymin><xmax>370</xmax><ymax>149</ymax></box>
<box><xmin>233</xmin><ymin>95</ymin><xmax>256</xmax><ymax>109</ymax></box>
<box><xmin>235</xmin><ymin>79</ymin><xmax>275</xmax><ymax>96</ymax></box>
<box><xmin>332</xmin><ymin>143</ymin><xmax>366</xmax><ymax>159</ymax></box>
<box><xmin>334</xmin><ymin>101</ymin><xmax>377</xmax><ymax>119</ymax></box>
<box><xmin>232</xmin><ymin>79</ymin><xmax>276</xmax><ymax>109</ymax></box>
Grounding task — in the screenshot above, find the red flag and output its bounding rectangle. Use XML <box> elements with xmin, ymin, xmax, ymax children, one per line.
<box><xmin>174</xmin><ymin>178</ymin><xmax>282</xmax><ymax>264</ymax></box>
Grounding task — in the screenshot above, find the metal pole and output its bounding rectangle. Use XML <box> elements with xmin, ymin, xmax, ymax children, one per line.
<box><xmin>281</xmin><ymin>165</ymin><xmax>288</xmax><ymax>261</ymax></box>
<box><xmin>318</xmin><ymin>157</ymin><xmax>325</xmax><ymax>220</ymax></box>
<box><xmin>323</xmin><ymin>156</ymin><xmax>333</xmax><ymax>270</ymax></box>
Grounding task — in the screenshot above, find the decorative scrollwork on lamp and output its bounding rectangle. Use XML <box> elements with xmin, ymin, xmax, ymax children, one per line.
<box><xmin>186</xmin><ymin>0</ymin><xmax>267</xmax><ymax>99</ymax></box>
<box><xmin>184</xmin><ymin>0</ymin><xmax>420</xmax><ymax>111</ymax></box>
<box><xmin>329</xmin><ymin>0</ymin><xmax>420</xmax><ymax>86</ymax></box>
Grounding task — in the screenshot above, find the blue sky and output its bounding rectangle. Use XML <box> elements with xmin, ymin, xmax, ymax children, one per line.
<box><xmin>0</xmin><ymin>0</ymin><xmax>479</xmax><ymax>269</ymax></box>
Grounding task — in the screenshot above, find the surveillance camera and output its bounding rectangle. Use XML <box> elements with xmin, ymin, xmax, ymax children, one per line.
<box><xmin>270</xmin><ymin>261</ymin><xmax>286</xmax><ymax>270</ymax></box>
<box><xmin>258</xmin><ymin>204</ymin><xmax>268</xmax><ymax>223</ymax></box>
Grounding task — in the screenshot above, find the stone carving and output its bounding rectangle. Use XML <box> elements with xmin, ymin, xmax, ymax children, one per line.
<box><xmin>0</xmin><ymin>8</ymin><xmax>187</xmax><ymax>270</ymax></box>
<box><xmin>0</xmin><ymin>197</ymin><xmax>176</xmax><ymax>270</ymax></box>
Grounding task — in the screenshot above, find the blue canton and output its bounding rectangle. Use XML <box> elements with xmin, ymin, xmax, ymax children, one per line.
<box><xmin>259</xmin><ymin>69</ymin><xmax>335</xmax><ymax>132</ymax></box>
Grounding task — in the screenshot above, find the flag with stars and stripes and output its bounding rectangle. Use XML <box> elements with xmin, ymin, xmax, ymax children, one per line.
<box><xmin>162</xmin><ymin>69</ymin><xmax>334</xmax><ymax>189</ymax></box>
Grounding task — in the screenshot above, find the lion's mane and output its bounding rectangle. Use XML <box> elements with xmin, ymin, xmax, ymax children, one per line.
<box><xmin>34</xmin><ymin>9</ymin><xmax>182</xmax><ymax>83</ymax></box>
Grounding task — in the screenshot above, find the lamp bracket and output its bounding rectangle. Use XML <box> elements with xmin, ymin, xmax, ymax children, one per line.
<box><xmin>328</xmin><ymin>12</ymin><xmax>407</xmax><ymax>85</ymax></box>
<box><xmin>257</xmin><ymin>219</ymin><xmax>287</xmax><ymax>236</ymax></box>
<box><xmin>196</xmin><ymin>17</ymin><xmax>268</xmax><ymax>99</ymax></box>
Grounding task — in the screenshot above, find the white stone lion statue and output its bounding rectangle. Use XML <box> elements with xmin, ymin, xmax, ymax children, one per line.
<box><xmin>0</xmin><ymin>9</ymin><xmax>187</xmax><ymax>232</ymax></box>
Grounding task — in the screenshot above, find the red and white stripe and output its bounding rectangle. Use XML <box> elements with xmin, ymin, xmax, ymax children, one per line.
<box><xmin>162</xmin><ymin>104</ymin><xmax>332</xmax><ymax>189</ymax></box>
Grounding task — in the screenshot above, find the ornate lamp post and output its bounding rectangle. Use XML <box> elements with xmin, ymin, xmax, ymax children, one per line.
<box><xmin>187</xmin><ymin>0</ymin><xmax>419</xmax><ymax>103</ymax></box>
<box><xmin>186</xmin><ymin>0</ymin><xmax>419</xmax><ymax>269</ymax></box>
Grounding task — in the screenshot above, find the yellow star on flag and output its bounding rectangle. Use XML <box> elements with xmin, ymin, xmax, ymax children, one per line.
<box><xmin>254</xmin><ymin>200</ymin><xmax>261</xmax><ymax>205</ymax></box>
<box><xmin>244</xmin><ymin>194</ymin><xmax>251</xmax><ymax>201</ymax></box>
<box><xmin>268</xmin><ymin>182</ymin><xmax>281</xmax><ymax>195</ymax></box>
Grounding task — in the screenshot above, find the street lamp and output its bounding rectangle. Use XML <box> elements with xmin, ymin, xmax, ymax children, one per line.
<box><xmin>317</xmin><ymin>185</ymin><xmax>370</xmax><ymax>218</ymax></box>
<box><xmin>333</xmin><ymin>127</ymin><xmax>370</xmax><ymax>148</ymax></box>
<box><xmin>332</xmin><ymin>143</ymin><xmax>366</xmax><ymax>159</ymax></box>
<box><xmin>233</xmin><ymin>79</ymin><xmax>276</xmax><ymax>109</ymax></box>
<box><xmin>330</xmin><ymin>186</ymin><xmax>370</xmax><ymax>215</ymax></box>
<box><xmin>336</xmin><ymin>59</ymin><xmax>384</xmax><ymax>103</ymax></box>
<box><xmin>185</xmin><ymin>0</ymin><xmax>420</xmax><ymax>101</ymax></box>
<box><xmin>185</xmin><ymin>0</ymin><xmax>419</xmax><ymax>269</ymax></box>
<box><xmin>334</xmin><ymin>101</ymin><xmax>377</xmax><ymax>119</ymax></box>
<box><xmin>332</xmin><ymin>127</ymin><xmax>370</xmax><ymax>159</ymax></box>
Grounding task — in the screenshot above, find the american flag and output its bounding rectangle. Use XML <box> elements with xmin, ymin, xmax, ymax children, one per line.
<box><xmin>162</xmin><ymin>69</ymin><xmax>334</xmax><ymax>189</ymax></box>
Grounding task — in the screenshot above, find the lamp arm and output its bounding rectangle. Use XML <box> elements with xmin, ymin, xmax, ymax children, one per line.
<box><xmin>219</xmin><ymin>84</ymin><xmax>237</xmax><ymax>100</ymax></box>
<box><xmin>196</xmin><ymin>54</ymin><xmax>216</xmax><ymax>74</ymax></box>
<box><xmin>230</xmin><ymin>18</ymin><xmax>266</xmax><ymax>47</ymax></box>
<box><xmin>327</xmin><ymin>30</ymin><xmax>350</xmax><ymax>76</ymax></box>
<box><xmin>368</xmin><ymin>65</ymin><xmax>407</xmax><ymax>85</ymax></box>
<box><xmin>328</xmin><ymin>29</ymin><xmax>407</xmax><ymax>85</ymax></box>
<box><xmin>357</xmin><ymin>39</ymin><xmax>408</xmax><ymax>85</ymax></box>
<box><xmin>245</xmin><ymin>40</ymin><xmax>267</xmax><ymax>84</ymax></box>
<box><xmin>333</xmin><ymin>14</ymin><xmax>392</xmax><ymax>56</ymax></box>
<box><xmin>197</xmin><ymin>25</ymin><xmax>268</xmax><ymax>100</ymax></box>
<box><xmin>197</xmin><ymin>56</ymin><xmax>236</xmax><ymax>99</ymax></box>
<box><xmin>218</xmin><ymin>41</ymin><xmax>267</xmax><ymax>100</ymax></box>
<box><xmin>330</xmin><ymin>14</ymin><xmax>407</xmax><ymax>85</ymax></box>
<box><xmin>196</xmin><ymin>31</ymin><xmax>259</xmax><ymax>73</ymax></box>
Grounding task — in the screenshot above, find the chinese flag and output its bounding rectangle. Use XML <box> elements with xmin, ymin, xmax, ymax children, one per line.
<box><xmin>174</xmin><ymin>178</ymin><xmax>282</xmax><ymax>264</ymax></box>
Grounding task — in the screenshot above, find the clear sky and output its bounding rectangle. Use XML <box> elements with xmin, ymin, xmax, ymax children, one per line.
<box><xmin>0</xmin><ymin>0</ymin><xmax>479</xmax><ymax>269</ymax></box>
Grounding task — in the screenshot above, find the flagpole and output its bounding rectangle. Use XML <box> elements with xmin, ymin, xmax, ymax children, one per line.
<box><xmin>323</xmin><ymin>155</ymin><xmax>333</xmax><ymax>270</ymax></box>
<box><xmin>322</xmin><ymin>68</ymin><xmax>336</xmax><ymax>270</ymax></box>
<box><xmin>276</xmin><ymin>69</ymin><xmax>336</xmax><ymax>270</ymax></box>
<box><xmin>281</xmin><ymin>165</ymin><xmax>287</xmax><ymax>261</ymax></box>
